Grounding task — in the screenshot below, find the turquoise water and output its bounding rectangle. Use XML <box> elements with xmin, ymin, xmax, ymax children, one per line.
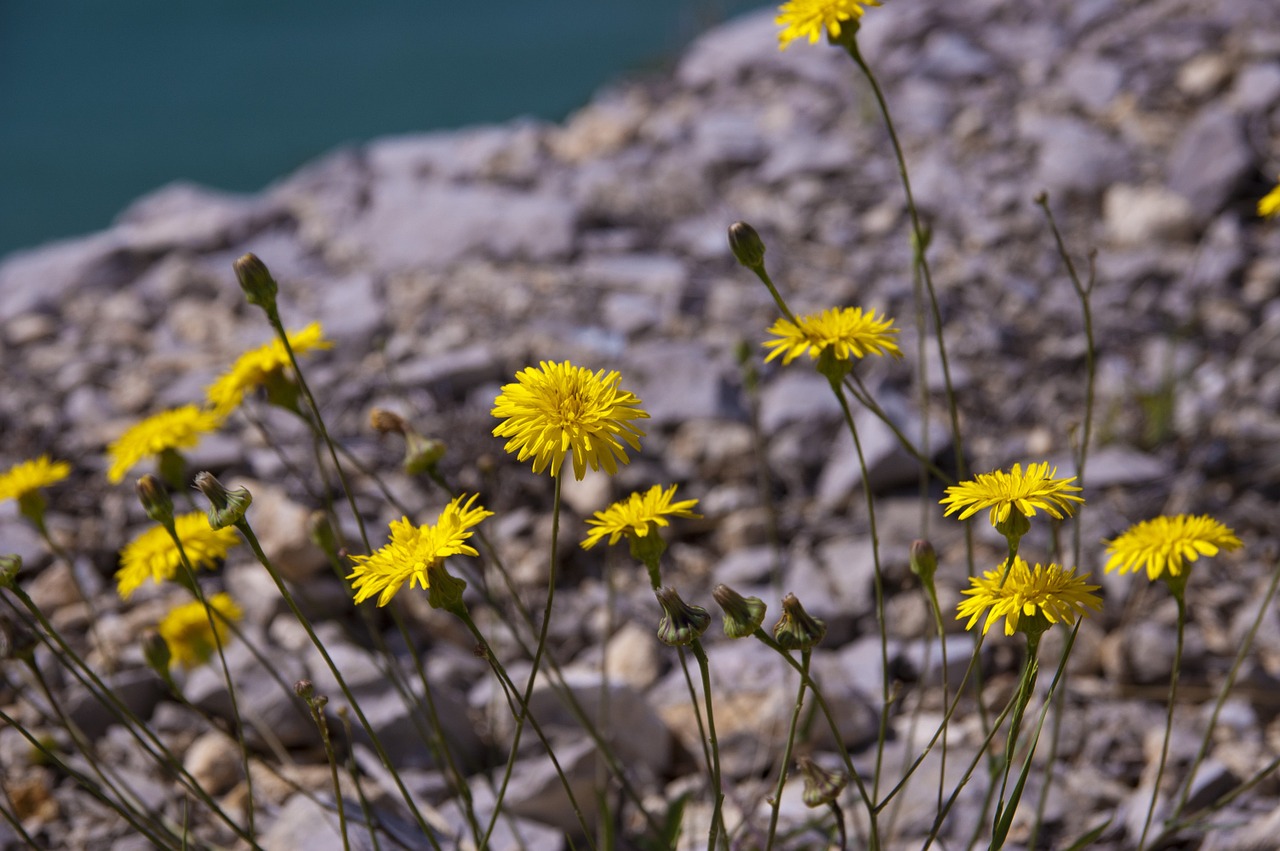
<box><xmin>0</xmin><ymin>0</ymin><xmax>769</xmax><ymax>258</ymax></box>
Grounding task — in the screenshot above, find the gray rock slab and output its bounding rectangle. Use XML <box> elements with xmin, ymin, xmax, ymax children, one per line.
<box><xmin>1167</xmin><ymin>105</ymin><xmax>1253</xmax><ymax>224</ymax></box>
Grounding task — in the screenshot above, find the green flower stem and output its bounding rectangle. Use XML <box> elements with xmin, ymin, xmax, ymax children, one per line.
<box><xmin>690</xmin><ymin>638</ymin><xmax>726</xmax><ymax>851</ymax></box>
<box><xmin>337</xmin><ymin>708</ymin><xmax>386</xmax><ymax>851</ymax></box>
<box><xmin>164</xmin><ymin>522</ymin><xmax>257</xmax><ymax>839</ymax></box>
<box><xmin>28</xmin><ymin>513</ymin><xmax>114</xmax><ymax>669</ymax></box>
<box><xmin>231</xmin><ymin>518</ymin><xmax>444</xmax><ymax>850</ymax></box>
<box><xmin>267</xmin><ymin>312</ymin><xmax>372</xmax><ymax>553</ymax></box>
<box><xmin>0</xmin><ymin>705</ymin><xmax>177</xmax><ymax>847</ymax></box>
<box><xmin>923</xmin><ymin>582</ymin><xmax>951</xmax><ymax>819</ymax></box>
<box><xmin>765</xmin><ymin>649</ymin><xmax>811</xmax><ymax>850</ymax></box>
<box><xmin>306</xmin><ymin>697</ymin><xmax>351</xmax><ymax>851</ymax></box>
<box><xmin>752</xmin><ymin>628</ymin><xmax>878</xmax><ymax>848</ymax></box>
<box><xmin>745</xmin><ymin>263</ymin><xmax>798</xmax><ymax>325</ymax></box>
<box><xmin>0</xmin><ymin>591</ymin><xmax>259</xmax><ymax>847</ymax></box>
<box><xmin>842</xmin><ymin>38</ymin><xmax>966</xmax><ymax>485</ymax></box>
<box><xmin>990</xmin><ymin>632</ymin><xmax>1042</xmax><ymax>849</ymax></box>
<box><xmin>1172</xmin><ymin>558</ymin><xmax>1280</xmax><ymax>821</ymax></box>
<box><xmin>829</xmin><ymin>378</ymin><xmax>891</xmax><ymax>800</ymax></box>
<box><xmin>484</xmin><ymin>473</ymin><xmax>567</xmax><ymax>846</ymax></box>
<box><xmin>676</xmin><ymin>645</ymin><xmax>716</xmax><ymax>803</ymax></box>
<box><xmin>842</xmin><ymin>374</ymin><xmax>955</xmax><ymax>487</ymax></box>
<box><xmin>1138</xmin><ymin>594</ymin><xmax>1187</xmax><ymax>851</ymax></box>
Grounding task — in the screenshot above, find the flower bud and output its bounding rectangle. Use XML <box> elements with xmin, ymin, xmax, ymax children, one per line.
<box><xmin>909</xmin><ymin>539</ymin><xmax>937</xmax><ymax>585</ymax></box>
<box><xmin>773</xmin><ymin>593</ymin><xmax>826</xmax><ymax>651</ymax></box>
<box><xmin>294</xmin><ymin>679</ymin><xmax>315</xmax><ymax>700</ymax></box>
<box><xmin>655</xmin><ymin>586</ymin><xmax>710</xmax><ymax>647</ymax></box>
<box><xmin>0</xmin><ymin>554</ymin><xmax>21</xmax><ymax>590</ymax></box>
<box><xmin>136</xmin><ymin>475</ymin><xmax>174</xmax><ymax>525</ymax></box>
<box><xmin>369</xmin><ymin>408</ymin><xmax>408</xmax><ymax>435</ymax></box>
<box><xmin>142</xmin><ymin>630</ymin><xmax>172</xmax><ymax>675</ymax></box>
<box><xmin>234</xmin><ymin>253</ymin><xmax>278</xmax><ymax>314</ymax></box>
<box><xmin>426</xmin><ymin>562</ymin><xmax>468</xmax><ymax>615</ymax></box>
<box><xmin>713</xmin><ymin>584</ymin><xmax>767</xmax><ymax>639</ymax></box>
<box><xmin>403</xmin><ymin>432</ymin><xmax>447</xmax><ymax>476</ymax></box>
<box><xmin>728</xmin><ymin>221</ymin><xmax>766</xmax><ymax>270</ymax></box>
<box><xmin>306</xmin><ymin>510</ymin><xmax>339</xmax><ymax>557</ymax></box>
<box><xmin>797</xmin><ymin>755</ymin><xmax>848</xmax><ymax>808</ymax></box>
<box><xmin>194</xmin><ymin>472</ymin><xmax>252</xmax><ymax>529</ymax></box>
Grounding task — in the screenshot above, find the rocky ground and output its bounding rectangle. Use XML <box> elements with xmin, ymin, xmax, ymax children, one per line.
<box><xmin>2</xmin><ymin>0</ymin><xmax>1280</xmax><ymax>848</ymax></box>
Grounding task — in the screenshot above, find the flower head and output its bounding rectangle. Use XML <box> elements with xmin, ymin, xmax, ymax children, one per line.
<box><xmin>763</xmin><ymin>307</ymin><xmax>901</xmax><ymax>366</ymax></box>
<box><xmin>491</xmin><ymin>361</ymin><xmax>649</xmax><ymax>480</ymax></box>
<box><xmin>158</xmin><ymin>593</ymin><xmax>243</xmax><ymax>670</ymax></box>
<box><xmin>106</xmin><ymin>405</ymin><xmax>222</xmax><ymax>484</ymax></box>
<box><xmin>205</xmin><ymin>322</ymin><xmax>332</xmax><ymax>416</ymax></box>
<box><xmin>957</xmin><ymin>557</ymin><xmax>1102</xmax><ymax>637</ymax></box>
<box><xmin>347</xmin><ymin>494</ymin><xmax>493</xmax><ymax>607</ymax></box>
<box><xmin>116</xmin><ymin>512</ymin><xmax>240</xmax><ymax>600</ymax></box>
<box><xmin>1259</xmin><ymin>179</ymin><xmax>1280</xmax><ymax>219</ymax></box>
<box><xmin>777</xmin><ymin>0</ymin><xmax>881</xmax><ymax>50</ymax></box>
<box><xmin>0</xmin><ymin>456</ymin><xmax>71</xmax><ymax>504</ymax></box>
<box><xmin>1104</xmin><ymin>514</ymin><xmax>1242</xmax><ymax>582</ymax></box>
<box><xmin>940</xmin><ymin>462</ymin><xmax>1084</xmax><ymax>529</ymax></box>
<box><xmin>582</xmin><ymin>485</ymin><xmax>701</xmax><ymax>550</ymax></box>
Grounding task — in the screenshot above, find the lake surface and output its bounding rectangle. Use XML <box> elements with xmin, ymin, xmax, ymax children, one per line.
<box><xmin>0</xmin><ymin>0</ymin><xmax>770</xmax><ymax>258</ymax></box>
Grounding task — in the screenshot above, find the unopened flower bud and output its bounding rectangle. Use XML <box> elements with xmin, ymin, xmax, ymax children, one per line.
<box><xmin>655</xmin><ymin>586</ymin><xmax>710</xmax><ymax>647</ymax></box>
<box><xmin>797</xmin><ymin>755</ymin><xmax>848</xmax><ymax>808</ymax></box>
<box><xmin>307</xmin><ymin>510</ymin><xmax>339</xmax><ymax>557</ymax></box>
<box><xmin>773</xmin><ymin>593</ymin><xmax>826</xmax><ymax>651</ymax></box>
<box><xmin>404</xmin><ymin>432</ymin><xmax>447</xmax><ymax>476</ymax></box>
<box><xmin>909</xmin><ymin>539</ymin><xmax>937</xmax><ymax>585</ymax></box>
<box><xmin>136</xmin><ymin>475</ymin><xmax>174</xmax><ymax>525</ymax></box>
<box><xmin>369</xmin><ymin>408</ymin><xmax>408</xmax><ymax>435</ymax></box>
<box><xmin>294</xmin><ymin>679</ymin><xmax>315</xmax><ymax>700</ymax></box>
<box><xmin>728</xmin><ymin>222</ymin><xmax>766</xmax><ymax>270</ymax></box>
<box><xmin>713</xmin><ymin>584</ymin><xmax>767</xmax><ymax>639</ymax></box>
<box><xmin>194</xmin><ymin>472</ymin><xmax>252</xmax><ymax>529</ymax></box>
<box><xmin>426</xmin><ymin>562</ymin><xmax>468</xmax><ymax>615</ymax></box>
<box><xmin>234</xmin><ymin>253</ymin><xmax>278</xmax><ymax>314</ymax></box>
<box><xmin>0</xmin><ymin>554</ymin><xmax>21</xmax><ymax>590</ymax></box>
<box><xmin>142</xmin><ymin>630</ymin><xmax>172</xmax><ymax>675</ymax></box>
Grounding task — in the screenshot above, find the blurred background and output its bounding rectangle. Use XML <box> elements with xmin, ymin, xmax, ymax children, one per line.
<box><xmin>0</xmin><ymin>0</ymin><xmax>770</xmax><ymax>260</ymax></box>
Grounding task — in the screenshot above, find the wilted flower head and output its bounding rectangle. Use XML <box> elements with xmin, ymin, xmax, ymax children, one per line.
<box><xmin>776</xmin><ymin>0</ymin><xmax>881</xmax><ymax>50</ymax></box>
<box><xmin>205</xmin><ymin>322</ymin><xmax>332</xmax><ymax>416</ymax></box>
<box><xmin>116</xmin><ymin>512</ymin><xmax>240</xmax><ymax>600</ymax></box>
<box><xmin>1104</xmin><ymin>514</ymin><xmax>1242</xmax><ymax>582</ymax></box>
<box><xmin>106</xmin><ymin>405</ymin><xmax>222</xmax><ymax>485</ymax></box>
<box><xmin>157</xmin><ymin>593</ymin><xmax>243</xmax><ymax>670</ymax></box>
<box><xmin>763</xmin><ymin>307</ymin><xmax>901</xmax><ymax>367</ymax></box>
<box><xmin>956</xmin><ymin>557</ymin><xmax>1102</xmax><ymax>637</ymax></box>
<box><xmin>491</xmin><ymin>361</ymin><xmax>648</xmax><ymax>480</ymax></box>
<box><xmin>0</xmin><ymin>456</ymin><xmax>71</xmax><ymax>505</ymax></box>
<box><xmin>347</xmin><ymin>494</ymin><xmax>492</xmax><ymax>607</ymax></box>
<box><xmin>940</xmin><ymin>462</ymin><xmax>1084</xmax><ymax>530</ymax></box>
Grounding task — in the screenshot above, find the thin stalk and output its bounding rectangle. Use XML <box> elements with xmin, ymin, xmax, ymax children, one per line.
<box><xmin>991</xmin><ymin>633</ymin><xmax>1042</xmax><ymax>849</ymax></box>
<box><xmin>765</xmin><ymin>650</ymin><xmax>811</xmax><ymax>850</ymax></box>
<box><xmin>483</xmin><ymin>474</ymin><xmax>565</xmax><ymax>848</ymax></box>
<box><xmin>690</xmin><ymin>639</ymin><xmax>725</xmax><ymax>851</ymax></box>
<box><xmin>338</xmin><ymin>708</ymin><xmax>385</xmax><ymax>851</ymax></box>
<box><xmin>306</xmin><ymin>697</ymin><xmax>351</xmax><ymax>851</ymax></box>
<box><xmin>1138</xmin><ymin>595</ymin><xmax>1187</xmax><ymax>850</ymax></box>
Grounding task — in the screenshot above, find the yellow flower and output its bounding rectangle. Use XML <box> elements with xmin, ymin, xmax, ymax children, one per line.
<box><xmin>1259</xmin><ymin>180</ymin><xmax>1280</xmax><ymax>219</ymax></box>
<box><xmin>940</xmin><ymin>462</ymin><xmax>1084</xmax><ymax>528</ymax></box>
<box><xmin>348</xmin><ymin>494</ymin><xmax>493</xmax><ymax>607</ymax></box>
<box><xmin>0</xmin><ymin>456</ymin><xmax>71</xmax><ymax>503</ymax></box>
<box><xmin>205</xmin><ymin>322</ymin><xmax>333</xmax><ymax>416</ymax></box>
<box><xmin>1104</xmin><ymin>514</ymin><xmax>1242</xmax><ymax>582</ymax></box>
<box><xmin>582</xmin><ymin>484</ymin><xmax>702</xmax><ymax>549</ymax></box>
<box><xmin>957</xmin><ymin>557</ymin><xmax>1102</xmax><ymax>636</ymax></box>
<box><xmin>491</xmin><ymin>361</ymin><xmax>649</xmax><ymax>480</ymax></box>
<box><xmin>116</xmin><ymin>512</ymin><xmax>240</xmax><ymax>600</ymax></box>
<box><xmin>158</xmin><ymin>593</ymin><xmax>243</xmax><ymax>670</ymax></box>
<box><xmin>763</xmin><ymin>307</ymin><xmax>902</xmax><ymax>366</ymax></box>
<box><xmin>106</xmin><ymin>405</ymin><xmax>222</xmax><ymax>484</ymax></box>
<box><xmin>776</xmin><ymin>0</ymin><xmax>881</xmax><ymax>50</ymax></box>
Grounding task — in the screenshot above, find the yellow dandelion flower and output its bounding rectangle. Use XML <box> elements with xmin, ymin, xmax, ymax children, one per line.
<box><xmin>205</xmin><ymin>322</ymin><xmax>333</xmax><ymax>416</ymax></box>
<box><xmin>491</xmin><ymin>361</ymin><xmax>649</xmax><ymax>480</ymax></box>
<box><xmin>957</xmin><ymin>557</ymin><xmax>1102</xmax><ymax>636</ymax></box>
<box><xmin>582</xmin><ymin>484</ymin><xmax>702</xmax><ymax>550</ymax></box>
<box><xmin>116</xmin><ymin>512</ymin><xmax>240</xmax><ymax>600</ymax></box>
<box><xmin>1104</xmin><ymin>514</ymin><xmax>1242</xmax><ymax>582</ymax></box>
<box><xmin>0</xmin><ymin>456</ymin><xmax>71</xmax><ymax>503</ymax></box>
<box><xmin>776</xmin><ymin>0</ymin><xmax>881</xmax><ymax>50</ymax></box>
<box><xmin>940</xmin><ymin>462</ymin><xmax>1084</xmax><ymax>528</ymax></box>
<box><xmin>763</xmin><ymin>307</ymin><xmax>902</xmax><ymax>366</ymax></box>
<box><xmin>158</xmin><ymin>592</ymin><xmax>243</xmax><ymax>670</ymax></box>
<box><xmin>348</xmin><ymin>494</ymin><xmax>493</xmax><ymax>607</ymax></box>
<box><xmin>106</xmin><ymin>405</ymin><xmax>222</xmax><ymax>484</ymax></box>
<box><xmin>1259</xmin><ymin>180</ymin><xmax>1280</xmax><ymax>219</ymax></box>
